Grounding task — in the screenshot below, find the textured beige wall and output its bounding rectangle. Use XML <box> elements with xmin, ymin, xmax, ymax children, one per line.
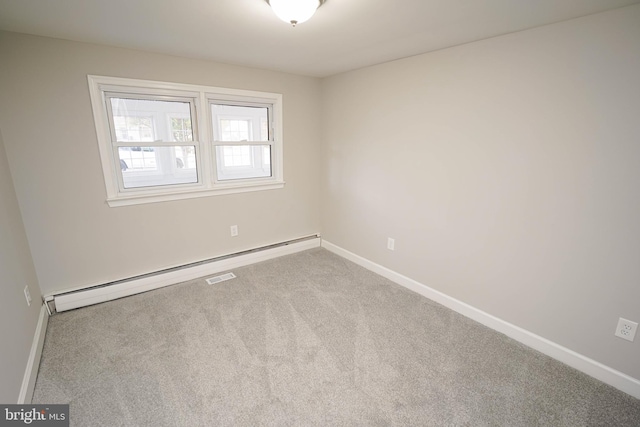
<box><xmin>321</xmin><ymin>5</ymin><xmax>640</xmax><ymax>379</ymax></box>
<box><xmin>0</xmin><ymin>128</ymin><xmax>43</xmax><ymax>402</ymax></box>
<box><xmin>0</xmin><ymin>32</ymin><xmax>322</xmax><ymax>296</ymax></box>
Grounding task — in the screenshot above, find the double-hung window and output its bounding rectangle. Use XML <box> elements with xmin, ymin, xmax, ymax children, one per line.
<box><xmin>107</xmin><ymin>95</ymin><xmax>199</xmax><ymax>190</ymax></box>
<box><xmin>210</xmin><ymin>102</ymin><xmax>273</xmax><ymax>181</ymax></box>
<box><xmin>88</xmin><ymin>76</ymin><xmax>283</xmax><ymax>206</ymax></box>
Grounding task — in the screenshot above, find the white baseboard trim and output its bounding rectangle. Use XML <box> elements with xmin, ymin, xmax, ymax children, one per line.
<box><xmin>321</xmin><ymin>240</ymin><xmax>640</xmax><ymax>399</ymax></box>
<box><xmin>18</xmin><ymin>304</ymin><xmax>49</xmax><ymax>404</ymax></box>
<box><xmin>53</xmin><ymin>236</ymin><xmax>321</xmax><ymax>312</ymax></box>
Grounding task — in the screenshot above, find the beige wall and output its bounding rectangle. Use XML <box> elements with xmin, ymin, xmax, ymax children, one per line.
<box><xmin>321</xmin><ymin>5</ymin><xmax>640</xmax><ymax>379</ymax></box>
<box><xmin>0</xmin><ymin>128</ymin><xmax>43</xmax><ymax>402</ymax></box>
<box><xmin>0</xmin><ymin>32</ymin><xmax>322</xmax><ymax>296</ymax></box>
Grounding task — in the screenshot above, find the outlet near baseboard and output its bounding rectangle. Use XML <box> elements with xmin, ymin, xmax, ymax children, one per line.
<box><xmin>387</xmin><ymin>238</ymin><xmax>395</xmax><ymax>251</ymax></box>
<box><xmin>24</xmin><ymin>285</ymin><xmax>32</xmax><ymax>306</ymax></box>
<box><xmin>614</xmin><ymin>318</ymin><xmax>638</xmax><ymax>342</ymax></box>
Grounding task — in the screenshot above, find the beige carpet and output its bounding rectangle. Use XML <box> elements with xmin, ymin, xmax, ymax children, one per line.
<box><xmin>33</xmin><ymin>248</ymin><xmax>640</xmax><ymax>426</ymax></box>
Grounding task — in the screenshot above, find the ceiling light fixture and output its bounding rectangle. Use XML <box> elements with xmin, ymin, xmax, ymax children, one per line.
<box><xmin>266</xmin><ymin>0</ymin><xmax>325</xmax><ymax>27</ymax></box>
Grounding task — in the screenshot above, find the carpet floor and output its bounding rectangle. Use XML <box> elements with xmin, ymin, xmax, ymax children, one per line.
<box><xmin>32</xmin><ymin>248</ymin><xmax>640</xmax><ymax>426</ymax></box>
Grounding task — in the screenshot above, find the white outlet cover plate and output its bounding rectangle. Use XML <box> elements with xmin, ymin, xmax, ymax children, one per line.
<box><xmin>24</xmin><ymin>285</ymin><xmax>32</xmax><ymax>306</ymax></box>
<box><xmin>614</xmin><ymin>317</ymin><xmax>638</xmax><ymax>342</ymax></box>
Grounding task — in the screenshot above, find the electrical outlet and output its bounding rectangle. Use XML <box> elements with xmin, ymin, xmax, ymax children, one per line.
<box><xmin>387</xmin><ymin>237</ymin><xmax>395</xmax><ymax>251</ymax></box>
<box><xmin>614</xmin><ymin>318</ymin><xmax>638</xmax><ymax>342</ymax></box>
<box><xmin>24</xmin><ymin>285</ymin><xmax>32</xmax><ymax>306</ymax></box>
<box><xmin>230</xmin><ymin>225</ymin><xmax>238</xmax><ymax>237</ymax></box>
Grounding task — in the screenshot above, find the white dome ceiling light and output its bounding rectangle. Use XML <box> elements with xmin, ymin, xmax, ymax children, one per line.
<box><xmin>267</xmin><ymin>0</ymin><xmax>326</xmax><ymax>27</ymax></box>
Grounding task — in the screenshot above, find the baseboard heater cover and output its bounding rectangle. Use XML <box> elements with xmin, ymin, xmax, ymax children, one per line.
<box><xmin>52</xmin><ymin>235</ymin><xmax>320</xmax><ymax>312</ymax></box>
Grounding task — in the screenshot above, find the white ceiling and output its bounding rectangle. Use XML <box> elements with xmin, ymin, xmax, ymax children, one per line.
<box><xmin>0</xmin><ymin>0</ymin><xmax>638</xmax><ymax>77</ymax></box>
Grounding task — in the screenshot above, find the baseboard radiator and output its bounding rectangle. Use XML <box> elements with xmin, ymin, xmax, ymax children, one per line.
<box><xmin>50</xmin><ymin>235</ymin><xmax>320</xmax><ymax>313</ymax></box>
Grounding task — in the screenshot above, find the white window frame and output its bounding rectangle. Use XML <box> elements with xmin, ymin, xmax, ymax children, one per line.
<box><xmin>88</xmin><ymin>75</ymin><xmax>284</xmax><ymax>207</ymax></box>
<box><xmin>106</xmin><ymin>93</ymin><xmax>200</xmax><ymax>191</ymax></box>
<box><xmin>209</xmin><ymin>100</ymin><xmax>274</xmax><ymax>182</ymax></box>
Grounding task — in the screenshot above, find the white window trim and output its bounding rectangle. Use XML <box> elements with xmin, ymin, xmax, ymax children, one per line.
<box><xmin>88</xmin><ymin>75</ymin><xmax>284</xmax><ymax>207</ymax></box>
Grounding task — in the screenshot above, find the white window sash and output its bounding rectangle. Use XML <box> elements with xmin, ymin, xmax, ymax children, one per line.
<box><xmin>87</xmin><ymin>75</ymin><xmax>284</xmax><ymax>206</ymax></box>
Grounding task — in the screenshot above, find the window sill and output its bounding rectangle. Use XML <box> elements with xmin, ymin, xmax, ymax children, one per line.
<box><xmin>106</xmin><ymin>181</ymin><xmax>285</xmax><ymax>207</ymax></box>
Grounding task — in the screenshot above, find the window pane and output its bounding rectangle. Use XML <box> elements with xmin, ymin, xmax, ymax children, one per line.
<box><xmin>113</xmin><ymin>116</ymin><xmax>154</xmax><ymax>142</ymax></box>
<box><xmin>118</xmin><ymin>146</ymin><xmax>157</xmax><ymax>171</ymax></box>
<box><xmin>220</xmin><ymin>119</ymin><xmax>250</xmax><ymax>142</ymax></box>
<box><xmin>110</xmin><ymin>98</ymin><xmax>193</xmax><ymax>143</ymax></box>
<box><xmin>215</xmin><ymin>145</ymin><xmax>271</xmax><ymax>181</ymax></box>
<box><xmin>171</xmin><ymin>117</ymin><xmax>193</xmax><ymax>142</ymax></box>
<box><xmin>119</xmin><ymin>146</ymin><xmax>198</xmax><ymax>189</ymax></box>
<box><xmin>174</xmin><ymin>146</ymin><xmax>196</xmax><ymax>169</ymax></box>
<box><xmin>211</xmin><ymin>104</ymin><xmax>269</xmax><ymax>142</ymax></box>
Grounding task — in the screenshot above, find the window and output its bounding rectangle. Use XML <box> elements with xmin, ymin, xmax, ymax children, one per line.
<box><xmin>108</xmin><ymin>96</ymin><xmax>198</xmax><ymax>189</ymax></box>
<box><xmin>88</xmin><ymin>76</ymin><xmax>283</xmax><ymax>206</ymax></box>
<box><xmin>211</xmin><ymin>103</ymin><xmax>272</xmax><ymax>181</ymax></box>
